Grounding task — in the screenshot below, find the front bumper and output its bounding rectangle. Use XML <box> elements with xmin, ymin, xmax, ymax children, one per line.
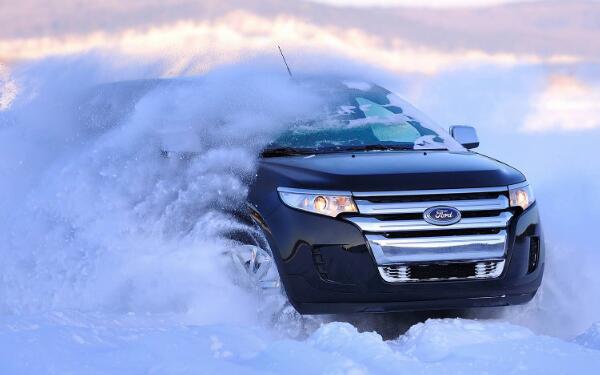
<box><xmin>258</xmin><ymin>196</ymin><xmax>544</xmax><ymax>315</ymax></box>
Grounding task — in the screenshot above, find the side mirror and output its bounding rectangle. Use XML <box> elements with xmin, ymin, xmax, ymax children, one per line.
<box><xmin>449</xmin><ymin>125</ymin><xmax>479</xmax><ymax>149</ymax></box>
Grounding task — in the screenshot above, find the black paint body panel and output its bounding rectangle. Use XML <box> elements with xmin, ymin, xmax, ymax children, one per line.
<box><xmin>247</xmin><ymin>150</ymin><xmax>544</xmax><ymax>314</ymax></box>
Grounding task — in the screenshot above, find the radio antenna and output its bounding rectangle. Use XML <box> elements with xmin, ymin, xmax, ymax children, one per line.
<box><xmin>277</xmin><ymin>45</ymin><xmax>293</xmax><ymax>78</ymax></box>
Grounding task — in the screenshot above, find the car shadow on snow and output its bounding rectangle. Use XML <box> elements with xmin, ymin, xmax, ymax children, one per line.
<box><xmin>321</xmin><ymin>307</ymin><xmax>506</xmax><ymax>340</ymax></box>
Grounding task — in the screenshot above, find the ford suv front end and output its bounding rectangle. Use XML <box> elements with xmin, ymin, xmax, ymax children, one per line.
<box><xmin>238</xmin><ymin>80</ymin><xmax>544</xmax><ymax>314</ymax></box>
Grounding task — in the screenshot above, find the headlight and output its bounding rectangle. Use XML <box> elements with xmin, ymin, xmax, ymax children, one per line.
<box><xmin>509</xmin><ymin>182</ymin><xmax>535</xmax><ymax>210</ymax></box>
<box><xmin>277</xmin><ymin>187</ymin><xmax>358</xmax><ymax>217</ymax></box>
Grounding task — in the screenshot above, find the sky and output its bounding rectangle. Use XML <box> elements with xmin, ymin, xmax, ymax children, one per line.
<box><xmin>307</xmin><ymin>0</ymin><xmax>546</xmax><ymax>7</ymax></box>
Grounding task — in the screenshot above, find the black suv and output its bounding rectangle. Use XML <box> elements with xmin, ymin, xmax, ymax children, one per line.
<box><xmin>235</xmin><ymin>80</ymin><xmax>544</xmax><ymax>314</ymax></box>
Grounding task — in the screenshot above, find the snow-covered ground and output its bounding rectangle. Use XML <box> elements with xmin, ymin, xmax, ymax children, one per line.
<box><xmin>1</xmin><ymin>56</ymin><xmax>599</xmax><ymax>374</ymax></box>
<box><xmin>1</xmin><ymin>312</ymin><xmax>600</xmax><ymax>374</ymax></box>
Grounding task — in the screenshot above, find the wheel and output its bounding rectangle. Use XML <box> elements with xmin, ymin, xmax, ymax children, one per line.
<box><xmin>230</xmin><ymin>243</ymin><xmax>282</xmax><ymax>292</ymax></box>
<box><xmin>225</xmin><ymin>222</ymin><xmax>319</xmax><ymax>337</ymax></box>
<box><xmin>226</xmin><ymin>225</ymin><xmax>282</xmax><ymax>295</ymax></box>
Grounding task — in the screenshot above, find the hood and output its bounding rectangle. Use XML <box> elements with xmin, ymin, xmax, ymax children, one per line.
<box><xmin>256</xmin><ymin>151</ymin><xmax>525</xmax><ymax>192</ymax></box>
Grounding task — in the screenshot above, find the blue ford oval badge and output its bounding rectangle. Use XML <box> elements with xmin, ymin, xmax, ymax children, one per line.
<box><xmin>423</xmin><ymin>206</ymin><xmax>461</xmax><ymax>226</ymax></box>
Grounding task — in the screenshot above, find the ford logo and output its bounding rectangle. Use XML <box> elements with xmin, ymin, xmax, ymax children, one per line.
<box><xmin>423</xmin><ymin>206</ymin><xmax>461</xmax><ymax>226</ymax></box>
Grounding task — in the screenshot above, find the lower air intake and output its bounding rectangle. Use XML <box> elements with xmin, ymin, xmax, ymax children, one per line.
<box><xmin>528</xmin><ymin>236</ymin><xmax>540</xmax><ymax>273</ymax></box>
<box><xmin>380</xmin><ymin>260</ymin><xmax>505</xmax><ymax>282</ymax></box>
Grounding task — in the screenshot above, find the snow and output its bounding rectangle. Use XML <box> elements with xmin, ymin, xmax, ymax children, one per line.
<box><xmin>342</xmin><ymin>80</ymin><xmax>373</xmax><ymax>91</ymax></box>
<box><xmin>0</xmin><ymin>314</ymin><xmax>599</xmax><ymax>374</ymax></box>
<box><xmin>576</xmin><ymin>323</ymin><xmax>600</xmax><ymax>351</ymax></box>
<box><xmin>1</xmin><ymin>55</ymin><xmax>600</xmax><ymax>373</ymax></box>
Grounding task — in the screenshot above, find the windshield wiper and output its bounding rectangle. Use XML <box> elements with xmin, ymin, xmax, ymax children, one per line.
<box><xmin>261</xmin><ymin>147</ymin><xmax>317</xmax><ymax>157</ymax></box>
<box><xmin>262</xmin><ymin>144</ymin><xmax>414</xmax><ymax>157</ymax></box>
<box><xmin>337</xmin><ymin>144</ymin><xmax>413</xmax><ymax>152</ymax></box>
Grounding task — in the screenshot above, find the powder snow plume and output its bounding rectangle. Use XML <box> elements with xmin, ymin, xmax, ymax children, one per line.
<box><xmin>0</xmin><ymin>55</ymin><xmax>321</xmax><ymax>325</ymax></box>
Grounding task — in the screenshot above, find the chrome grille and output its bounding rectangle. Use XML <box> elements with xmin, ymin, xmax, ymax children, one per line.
<box><xmin>380</xmin><ymin>260</ymin><xmax>505</xmax><ymax>282</ymax></box>
<box><xmin>348</xmin><ymin>211</ymin><xmax>512</xmax><ymax>232</ymax></box>
<box><xmin>347</xmin><ymin>186</ymin><xmax>513</xmax><ymax>282</ymax></box>
<box><xmin>366</xmin><ymin>231</ymin><xmax>507</xmax><ymax>263</ymax></box>
<box><xmin>353</xmin><ymin>195</ymin><xmax>509</xmax><ymax>215</ymax></box>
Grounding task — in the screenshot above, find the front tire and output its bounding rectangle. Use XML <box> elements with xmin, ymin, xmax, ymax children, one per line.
<box><xmin>226</xmin><ymin>223</ymin><xmax>321</xmax><ymax>336</ymax></box>
<box><xmin>230</xmin><ymin>242</ymin><xmax>282</xmax><ymax>292</ymax></box>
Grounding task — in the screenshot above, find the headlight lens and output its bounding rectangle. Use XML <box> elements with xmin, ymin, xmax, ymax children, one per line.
<box><xmin>278</xmin><ymin>188</ymin><xmax>358</xmax><ymax>217</ymax></box>
<box><xmin>509</xmin><ymin>183</ymin><xmax>535</xmax><ymax>210</ymax></box>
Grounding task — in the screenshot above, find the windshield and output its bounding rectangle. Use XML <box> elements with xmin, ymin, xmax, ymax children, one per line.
<box><xmin>265</xmin><ymin>81</ymin><xmax>464</xmax><ymax>155</ymax></box>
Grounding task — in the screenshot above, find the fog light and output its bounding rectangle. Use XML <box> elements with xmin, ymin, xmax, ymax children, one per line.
<box><xmin>528</xmin><ymin>236</ymin><xmax>540</xmax><ymax>273</ymax></box>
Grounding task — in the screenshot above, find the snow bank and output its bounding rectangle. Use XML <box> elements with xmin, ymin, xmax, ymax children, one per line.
<box><xmin>1</xmin><ymin>314</ymin><xmax>599</xmax><ymax>374</ymax></box>
<box><xmin>576</xmin><ymin>323</ymin><xmax>600</xmax><ymax>351</ymax></box>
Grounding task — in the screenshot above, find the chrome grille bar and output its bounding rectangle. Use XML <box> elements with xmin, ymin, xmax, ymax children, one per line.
<box><xmin>348</xmin><ymin>211</ymin><xmax>512</xmax><ymax>232</ymax></box>
<box><xmin>367</xmin><ymin>231</ymin><xmax>507</xmax><ymax>264</ymax></box>
<box><xmin>379</xmin><ymin>260</ymin><xmax>505</xmax><ymax>282</ymax></box>
<box><xmin>352</xmin><ymin>186</ymin><xmax>508</xmax><ymax>197</ymax></box>
<box><xmin>354</xmin><ymin>195</ymin><xmax>509</xmax><ymax>215</ymax></box>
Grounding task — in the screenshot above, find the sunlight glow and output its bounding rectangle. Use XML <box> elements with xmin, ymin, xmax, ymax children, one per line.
<box><xmin>0</xmin><ymin>11</ymin><xmax>580</xmax><ymax>75</ymax></box>
<box><xmin>523</xmin><ymin>75</ymin><xmax>600</xmax><ymax>133</ymax></box>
